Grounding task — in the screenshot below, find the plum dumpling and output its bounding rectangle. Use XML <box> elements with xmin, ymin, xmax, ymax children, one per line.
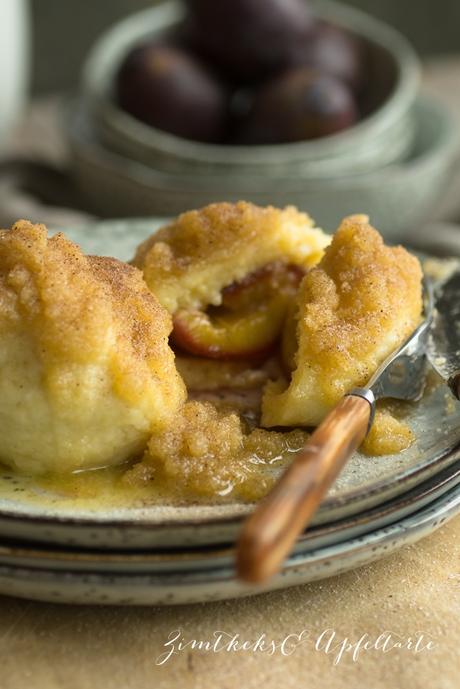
<box><xmin>262</xmin><ymin>215</ymin><xmax>423</xmax><ymax>427</ymax></box>
<box><xmin>0</xmin><ymin>220</ymin><xmax>186</xmax><ymax>475</ymax></box>
<box><xmin>133</xmin><ymin>201</ymin><xmax>330</xmax><ymax>359</ymax></box>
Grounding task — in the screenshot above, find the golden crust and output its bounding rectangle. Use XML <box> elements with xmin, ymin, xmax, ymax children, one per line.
<box><xmin>133</xmin><ymin>201</ymin><xmax>330</xmax><ymax>312</ymax></box>
<box><xmin>133</xmin><ymin>400</ymin><xmax>308</xmax><ymax>500</ymax></box>
<box><xmin>262</xmin><ymin>215</ymin><xmax>423</xmax><ymax>427</ymax></box>
<box><xmin>0</xmin><ymin>220</ymin><xmax>186</xmax><ymax>474</ymax></box>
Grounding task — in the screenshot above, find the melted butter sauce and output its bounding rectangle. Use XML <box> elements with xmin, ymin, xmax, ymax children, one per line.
<box><xmin>0</xmin><ymin>358</ymin><xmax>429</xmax><ymax>509</ymax></box>
<box><xmin>0</xmin><ymin>462</ymin><xmax>161</xmax><ymax>512</ymax></box>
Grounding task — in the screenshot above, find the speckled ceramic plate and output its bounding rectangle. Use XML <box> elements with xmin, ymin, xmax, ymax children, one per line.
<box><xmin>0</xmin><ymin>219</ymin><xmax>459</xmax><ymax>550</ymax></box>
<box><xmin>0</xmin><ymin>477</ymin><xmax>458</xmax><ymax>605</ymax></box>
<box><xmin>0</xmin><ymin>455</ymin><xmax>459</xmax><ymax>572</ymax></box>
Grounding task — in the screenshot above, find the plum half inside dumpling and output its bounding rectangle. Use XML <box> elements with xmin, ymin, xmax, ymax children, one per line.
<box><xmin>133</xmin><ymin>201</ymin><xmax>330</xmax><ymax>360</ymax></box>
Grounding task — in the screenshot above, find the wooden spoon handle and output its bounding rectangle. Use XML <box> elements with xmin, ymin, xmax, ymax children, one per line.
<box><xmin>448</xmin><ymin>372</ymin><xmax>460</xmax><ymax>400</ymax></box>
<box><xmin>236</xmin><ymin>394</ymin><xmax>372</xmax><ymax>584</ymax></box>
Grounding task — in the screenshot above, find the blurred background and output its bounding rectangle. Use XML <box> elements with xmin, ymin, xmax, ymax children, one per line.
<box><xmin>1</xmin><ymin>0</ymin><xmax>460</xmax><ymax>243</ymax></box>
<box><xmin>31</xmin><ymin>0</ymin><xmax>460</xmax><ymax>94</ymax></box>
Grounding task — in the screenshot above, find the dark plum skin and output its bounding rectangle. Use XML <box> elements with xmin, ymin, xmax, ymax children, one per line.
<box><xmin>183</xmin><ymin>0</ymin><xmax>316</xmax><ymax>82</ymax></box>
<box><xmin>116</xmin><ymin>43</ymin><xmax>228</xmax><ymax>142</ymax></box>
<box><xmin>237</xmin><ymin>68</ymin><xmax>358</xmax><ymax>144</ymax></box>
<box><xmin>282</xmin><ymin>22</ymin><xmax>365</xmax><ymax>92</ymax></box>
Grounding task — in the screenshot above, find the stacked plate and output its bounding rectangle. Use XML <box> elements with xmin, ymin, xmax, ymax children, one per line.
<box><xmin>0</xmin><ymin>220</ymin><xmax>459</xmax><ymax>605</ymax></box>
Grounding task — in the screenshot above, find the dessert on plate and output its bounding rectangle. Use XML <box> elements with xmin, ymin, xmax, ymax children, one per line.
<box><xmin>0</xmin><ymin>204</ymin><xmax>423</xmax><ymax>502</ymax></box>
<box><xmin>0</xmin><ymin>220</ymin><xmax>185</xmax><ymax>475</ymax></box>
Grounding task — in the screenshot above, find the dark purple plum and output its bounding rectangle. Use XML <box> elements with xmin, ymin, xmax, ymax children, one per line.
<box><xmin>282</xmin><ymin>22</ymin><xmax>365</xmax><ymax>91</ymax></box>
<box><xmin>116</xmin><ymin>43</ymin><xmax>228</xmax><ymax>142</ymax></box>
<box><xmin>183</xmin><ymin>0</ymin><xmax>316</xmax><ymax>82</ymax></box>
<box><xmin>237</xmin><ymin>68</ymin><xmax>358</xmax><ymax>144</ymax></box>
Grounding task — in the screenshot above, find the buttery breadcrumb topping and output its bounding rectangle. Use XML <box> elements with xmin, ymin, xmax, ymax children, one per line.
<box><xmin>262</xmin><ymin>214</ymin><xmax>423</xmax><ymax>427</ymax></box>
<box><xmin>0</xmin><ymin>220</ymin><xmax>185</xmax><ymax>474</ymax></box>
<box><xmin>133</xmin><ymin>201</ymin><xmax>329</xmax><ymax>312</ymax></box>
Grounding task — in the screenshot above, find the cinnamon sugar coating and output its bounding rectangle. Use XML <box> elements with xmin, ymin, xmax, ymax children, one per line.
<box><xmin>133</xmin><ymin>201</ymin><xmax>329</xmax><ymax>312</ymax></box>
<box><xmin>262</xmin><ymin>215</ymin><xmax>423</xmax><ymax>427</ymax></box>
<box><xmin>0</xmin><ymin>220</ymin><xmax>185</xmax><ymax>474</ymax></box>
<box><xmin>131</xmin><ymin>400</ymin><xmax>308</xmax><ymax>500</ymax></box>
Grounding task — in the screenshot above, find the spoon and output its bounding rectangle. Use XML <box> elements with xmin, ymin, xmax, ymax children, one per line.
<box><xmin>236</xmin><ymin>281</ymin><xmax>433</xmax><ymax>583</ymax></box>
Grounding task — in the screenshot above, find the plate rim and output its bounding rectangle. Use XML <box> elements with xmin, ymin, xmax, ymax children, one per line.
<box><xmin>0</xmin><ymin>478</ymin><xmax>458</xmax><ymax>607</ymax></box>
<box><xmin>0</xmin><ymin>455</ymin><xmax>460</xmax><ymax>568</ymax></box>
<box><xmin>0</xmin><ymin>443</ymin><xmax>459</xmax><ymax>531</ymax></box>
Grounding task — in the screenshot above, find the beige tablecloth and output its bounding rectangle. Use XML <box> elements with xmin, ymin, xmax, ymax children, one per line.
<box><xmin>0</xmin><ymin>59</ymin><xmax>460</xmax><ymax>689</ymax></box>
<box><xmin>0</xmin><ymin>517</ymin><xmax>458</xmax><ymax>689</ymax></box>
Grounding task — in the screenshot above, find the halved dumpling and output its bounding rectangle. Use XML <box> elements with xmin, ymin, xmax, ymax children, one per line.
<box><xmin>261</xmin><ymin>215</ymin><xmax>423</xmax><ymax>427</ymax></box>
<box><xmin>133</xmin><ymin>201</ymin><xmax>330</xmax><ymax>359</ymax></box>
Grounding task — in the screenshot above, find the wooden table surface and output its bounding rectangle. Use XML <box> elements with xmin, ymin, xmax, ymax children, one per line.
<box><xmin>0</xmin><ymin>59</ymin><xmax>459</xmax><ymax>689</ymax></box>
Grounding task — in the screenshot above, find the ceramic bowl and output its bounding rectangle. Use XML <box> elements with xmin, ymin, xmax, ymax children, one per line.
<box><xmin>68</xmin><ymin>96</ymin><xmax>458</xmax><ymax>239</ymax></box>
<box><xmin>82</xmin><ymin>0</ymin><xmax>420</xmax><ymax>178</ymax></box>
